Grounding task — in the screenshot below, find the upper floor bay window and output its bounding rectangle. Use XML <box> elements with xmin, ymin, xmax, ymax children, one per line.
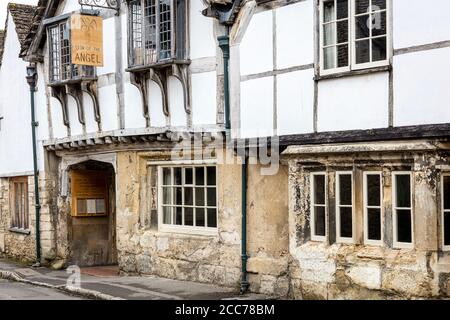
<box><xmin>128</xmin><ymin>0</ymin><xmax>187</xmax><ymax>68</ymax></box>
<box><xmin>159</xmin><ymin>165</ymin><xmax>217</xmax><ymax>234</ymax></box>
<box><xmin>442</xmin><ymin>174</ymin><xmax>450</xmax><ymax>250</ymax></box>
<box><xmin>320</xmin><ymin>0</ymin><xmax>390</xmax><ymax>75</ymax></box>
<box><xmin>47</xmin><ymin>20</ymin><xmax>95</xmax><ymax>84</ymax></box>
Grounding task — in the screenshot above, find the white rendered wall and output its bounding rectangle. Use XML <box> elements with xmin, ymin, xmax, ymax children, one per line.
<box><xmin>394</xmin><ymin>47</ymin><xmax>450</xmax><ymax>127</ymax></box>
<box><xmin>317</xmin><ymin>73</ymin><xmax>389</xmax><ymax>132</ymax></box>
<box><xmin>190</xmin><ymin>0</ymin><xmax>216</xmax><ymax>60</ymax></box>
<box><xmin>192</xmin><ymin>71</ymin><xmax>217</xmax><ymax>126</ymax></box>
<box><xmin>0</xmin><ymin>14</ymin><xmax>35</xmax><ymax>175</ymax></box>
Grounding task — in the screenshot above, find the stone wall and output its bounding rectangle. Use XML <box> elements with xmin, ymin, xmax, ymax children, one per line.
<box><xmin>284</xmin><ymin>141</ymin><xmax>450</xmax><ymax>299</ymax></box>
<box><xmin>115</xmin><ymin>149</ymin><xmax>289</xmax><ymax>294</ymax></box>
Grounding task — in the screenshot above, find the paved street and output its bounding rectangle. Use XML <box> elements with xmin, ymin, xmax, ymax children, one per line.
<box><xmin>0</xmin><ymin>279</ymin><xmax>84</xmax><ymax>300</ymax></box>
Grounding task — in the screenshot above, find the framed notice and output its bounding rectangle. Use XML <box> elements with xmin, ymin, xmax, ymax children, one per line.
<box><xmin>70</xmin><ymin>14</ymin><xmax>104</xmax><ymax>67</ymax></box>
<box><xmin>71</xmin><ymin>170</ymin><xmax>109</xmax><ymax>217</ymax></box>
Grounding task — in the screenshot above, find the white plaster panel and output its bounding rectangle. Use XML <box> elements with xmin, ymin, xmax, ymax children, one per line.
<box><xmin>83</xmin><ymin>93</ymin><xmax>98</xmax><ymax>134</ymax></box>
<box><xmin>394</xmin><ymin>0</ymin><xmax>450</xmax><ymax>49</ymax></box>
<box><xmin>190</xmin><ymin>0</ymin><xmax>216</xmax><ymax>59</ymax></box>
<box><xmin>277</xmin><ymin>69</ymin><xmax>314</xmax><ymax>136</ymax></box>
<box><xmin>148</xmin><ymin>80</ymin><xmax>166</xmax><ymax>127</ymax></box>
<box><xmin>60</xmin><ymin>1</ymin><xmax>79</xmax><ymax>14</ymax></box>
<box><xmin>123</xmin><ymin>81</ymin><xmax>147</xmax><ymax>129</ymax></box>
<box><xmin>276</xmin><ymin>0</ymin><xmax>314</xmax><ymax>69</ymax></box>
<box><xmin>240</xmin><ymin>77</ymin><xmax>274</xmax><ymax>138</ymax></box>
<box><xmin>192</xmin><ymin>71</ymin><xmax>217</xmax><ymax>126</ymax></box>
<box><xmin>168</xmin><ymin>77</ymin><xmax>187</xmax><ymax>127</ymax></box>
<box><xmin>97</xmin><ymin>17</ymin><xmax>116</xmax><ymax>75</ymax></box>
<box><xmin>67</xmin><ymin>97</ymin><xmax>83</xmax><ymax>136</ymax></box>
<box><xmin>98</xmin><ymin>85</ymin><xmax>118</xmax><ymax>131</ymax></box>
<box><xmin>394</xmin><ymin>47</ymin><xmax>450</xmax><ymax>127</ymax></box>
<box><xmin>50</xmin><ymin>98</ymin><xmax>67</xmax><ymax>140</ymax></box>
<box><xmin>240</xmin><ymin>10</ymin><xmax>273</xmax><ymax>76</ymax></box>
<box><xmin>317</xmin><ymin>72</ymin><xmax>389</xmax><ymax>132</ymax></box>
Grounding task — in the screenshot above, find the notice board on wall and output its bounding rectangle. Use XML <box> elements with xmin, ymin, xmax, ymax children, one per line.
<box><xmin>71</xmin><ymin>170</ymin><xmax>108</xmax><ymax>217</ymax></box>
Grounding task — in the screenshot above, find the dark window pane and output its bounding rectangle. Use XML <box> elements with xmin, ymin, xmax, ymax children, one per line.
<box><xmin>443</xmin><ymin>176</ymin><xmax>450</xmax><ymax>210</ymax></box>
<box><xmin>336</xmin><ymin>0</ymin><xmax>348</xmax><ymax>19</ymax></box>
<box><xmin>196</xmin><ymin>208</ymin><xmax>205</xmax><ymax>227</ymax></box>
<box><xmin>396</xmin><ymin>175</ymin><xmax>411</xmax><ymax>208</ymax></box>
<box><xmin>340</xmin><ymin>207</ymin><xmax>353</xmax><ymax>238</ymax></box>
<box><xmin>371</xmin><ymin>0</ymin><xmax>386</xmax><ymax>11</ymax></box>
<box><xmin>175</xmin><ymin>187</ymin><xmax>182</xmax><ymax>205</ymax></box>
<box><xmin>368</xmin><ymin>208</ymin><xmax>381</xmax><ymax>240</ymax></box>
<box><xmin>397</xmin><ymin>209</ymin><xmax>412</xmax><ymax>243</ymax></box>
<box><xmin>323</xmin><ymin>0</ymin><xmax>335</xmax><ymax>23</ymax></box>
<box><xmin>355</xmin><ymin>0</ymin><xmax>370</xmax><ymax>14</ymax></box>
<box><xmin>207</xmin><ymin>209</ymin><xmax>217</xmax><ymax>228</ymax></box>
<box><xmin>372</xmin><ymin>11</ymin><xmax>386</xmax><ymax>36</ymax></box>
<box><xmin>339</xmin><ymin>174</ymin><xmax>352</xmax><ymax>205</ymax></box>
<box><xmin>356</xmin><ymin>40</ymin><xmax>370</xmax><ymax>64</ymax></box>
<box><xmin>207</xmin><ymin>188</ymin><xmax>217</xmax><ymax>207</ymax></box>
<box><xmin>314</xmin><ymin>206</ymin><xmax>326</xmax><ymax>236</ymax></box>
<box><xmin>337</xmin><ymin>44</ymin><xmax>349</xmax><ymax>67</ymax></box>
<box><xmin>355</xmin><ymin>15</ymin><xmax>370</xmax><ymax>39</ymax></box>
<box><xmin>314</xmin><ymin>175</ymin><xmax>326</xmax><ymax>205</ymax></box>
<box><xmin>184</xmin><ymin>187</ymin><xmax>193</xmax><ymax>206</ymax></box>
<box><xmin>207</xmin><ymin>167</ymin><xmax>216</xmax><ymax>186</ymax></box>
<box><xmin>372</xmin><ymin>37</ymin><xmax>387</xmax><ymax>61</ymax></box>
<box><xmin>195</xmin><ymin>187</ymin><xmax>205</xmax><ymax>206</ymax></box>
<box><xmin>175</xmin><ymin>206</ymin><xmax>182</xmax><ymax>225</ymax></box>
<box><xmin>337</xmin><ymin>20</ymin><xmax>348</xmax><ymax>43</ymax></box>
<box><xmin>195</xmin><ymin>167</ymin><xmax>205</xmax><ymax>185</ymax></box>
<box><xmin>185</xmin><ymin>207</ymin><xmax>193</xmax><ymax>226</ymax></box>
<box><xmin>163</xmin><ymin>168</ymin><xmax>171</xmax><ymax>185</ymax></box>
<box><xmin>185</xmin><ymin>168</ymin><xmax>193</xmax><ymax>184</ymax></box>
<box><xmin>444</xmin><ymin>212</ymin><xmax>450</xmax><ymax>246</ymax></box>
<box><xmin>174</xmin><ymin>168</ymin><xmax>182</xmax><ymax>185</ymax></box>
<box><xmin>367</xmin><ymin>174</ymin><xmax>381</xmax><ymax>206</ymax></box>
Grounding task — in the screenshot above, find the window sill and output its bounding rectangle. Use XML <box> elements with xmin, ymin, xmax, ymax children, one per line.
<box><xmin>126</xmin><ymin>59</ymin><xmax>191</xmax><ymax>73</ymax></box>
<box><xmin>158</xmin><ymin>225</ymin><xmax>218</xmax><ymax>237</ymax></box>
<box><xmin>315</xmin><ymin>65</ymin><xmax>391</xmax><ymax>81</ymax></box>
<box><xmin>9</xmin><ymin>227</ymin><xmax>31</xmax><ymax>235</ymax></box>
<box><xmin>48</xmin><ymin>77</ymin><xmax>98</xmax><ymax>87</ymax></box>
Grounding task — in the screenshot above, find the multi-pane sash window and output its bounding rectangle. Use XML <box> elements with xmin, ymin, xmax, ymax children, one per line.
<box><xmin>336</xmin><ymin>172</ymin><xmax>353</xmax><ymax>242</ymax></box>
<box><xmin>128</xmin><ymin>0</ymin><xmax>186</xmax><ymax>67</ymax></box>
<box><xmin>320</xmin><ymin>0</ymin><xmax>389</xmax><ymax>75</ymax></box>
<box><xmin>393</xmin><ymin>172</ymin><xmax>413</xmax><ymax>248</ymax></box>
<box><xmin>10</xmin><ymin>177</ymin><xmax>29</xmax><ymax>230</ymax></box>
<box><xmin>160</xmin><ymin>166</ymin><xmax>217</xmax><ymax>232</ymax></box>
<box><xmin>363</xmin><ymin>172</ymin><xmax>382</xmax><ymax>245</ymax></box>
<box><xmin>311</xmin><ymin>173</ymin><xmax>327</xmax><ymax>241</ymax></box>
<box><xmin>442</xmin><ymin>174</ymin><xmax>450</xmax><ymax>250</ymax></box>
<box><xmin>47</xmin><ymin>21</ymin><xmax>95</xmax><ymax>83</ymax></box>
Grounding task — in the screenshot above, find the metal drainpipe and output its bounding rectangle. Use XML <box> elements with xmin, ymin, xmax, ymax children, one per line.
<box><xmin>218</xmin><ymin>32</ymin><xmax>249</xmax><ymax>294</ymax></box>
<box><xmin>26</xmin><ymin>64</ymin><xmax>41</xmax><ymax>266</ymax></box>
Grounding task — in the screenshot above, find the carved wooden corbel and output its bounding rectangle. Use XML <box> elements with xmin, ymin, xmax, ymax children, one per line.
<box><xmin>130</xmin><ymin>71</ymin><xmax>151</xmax><ymax>126</ymax></box>
<box><xmin>81</xmin><ymin>81</ymin><xmax>101</xmax><ymax>124</ymax></box>
<box><xmin>150</xmin><ymin>68</ymin><xmax>170</xmax><ymax>117</ymax></box>
<box><xmin>65</xmin><ymin>83</ymin><xmax>85</xmax><ymax>125</ymax></box>
<box><xmin>171</xmin><ymin>64</ymin><xmax>191</xmax><ymax>115</ymax></box>
<box><xmin>51</xmin><ymin>86</ymin><xmax>69</xmax><ymax>126</ymax></box>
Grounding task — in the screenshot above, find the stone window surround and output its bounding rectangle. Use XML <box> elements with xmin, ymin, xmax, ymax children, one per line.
<box><xmin>307</xmin><ymin>167</ymin><xmax>418</xmax><ymax>249</ymax></box>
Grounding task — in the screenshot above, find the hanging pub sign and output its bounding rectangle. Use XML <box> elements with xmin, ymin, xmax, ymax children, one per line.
<box><xmin>70</xmin><ymin>14</ymin><xmax>104</xmax><ymax>67</ymax></box>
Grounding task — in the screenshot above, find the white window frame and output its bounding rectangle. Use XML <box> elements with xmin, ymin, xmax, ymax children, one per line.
<box><xmin>441</xmin><ymin>173</ymin><xmax>450</xmax><ymax>251</ymax></box>
<box><xmin>363</xmin><ymin>172</ymin><xmax>383</xmax><ymax>246</ymax></box>
<box><xmin>157</xmin><ymin>162</ymin><xmax>218</xmax><ymax>236</ymax></box>
<box><xmin>319</xmin><ymin>0</ymin><xmax>391</xmax><ymax>75</ymax></box>
<box><xmin>392</xmin><ymin>172</ymin><xmax>414</xmax><ymax>249</ymax></box>
<box><xmin>310</xmin><ymin>172</ymin><xmax>327</xmax><ymax>242</ymax></box>
<box><xmin>336</xmin><ymin>171</ymin><xmax>354</xmax><ymax>244</ymax></box>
